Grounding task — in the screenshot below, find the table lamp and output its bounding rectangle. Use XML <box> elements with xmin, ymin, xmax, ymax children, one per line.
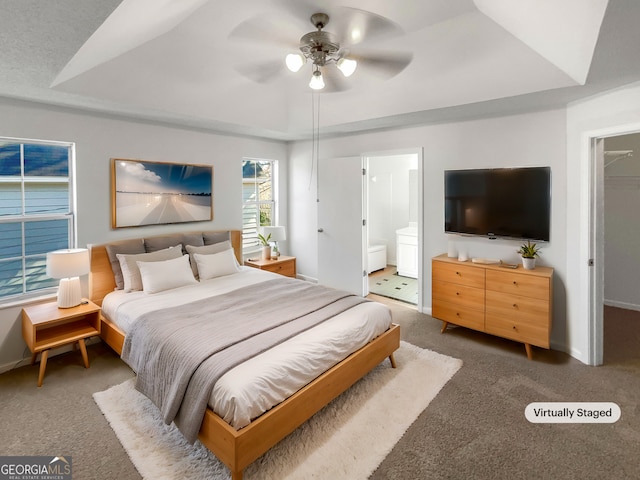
<box><xmin>46</xmin><ymin>248</ymin><xmax>90</xmax><ymax>308</ymax></box>
<box><xmin>260</xmin><ymin>226</ymin><xmax>286</xmax><ymax>257</ymax></box>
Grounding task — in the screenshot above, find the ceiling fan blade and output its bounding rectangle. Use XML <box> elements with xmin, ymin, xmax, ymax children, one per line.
<box><xmin>329</xmin><ymin>7</ymin><xmax>404</xmax><ymax>46</ymax></box>
<box><xmin>228</xmin><ymin>15</ymin><xmax>300</xmax><ymax>50</ymax></box>
<box><xmin>320</xmin><ymin>67</ymin><xmax>352</xmax><ymax>93</ymax></box>
<box><xmin>235</xmin><ymin>60</ymin><xmax>287</xmax><ymax>84</ymax></box>
<box><xmin>269</xmin><ymin>1</ymin><xmax>403</xmax><ymax>45</ymax></box>
<box><xmin>350</xmin><ymin>50</ymin><xmax>413</xmax><ymax>79</ymax></box>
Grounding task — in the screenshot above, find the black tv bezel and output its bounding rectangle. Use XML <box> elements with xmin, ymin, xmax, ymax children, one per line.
<box><xmin>444</xmin><ymin>166</ymin><xmax>551</xmax><ymax>242</ymax></box>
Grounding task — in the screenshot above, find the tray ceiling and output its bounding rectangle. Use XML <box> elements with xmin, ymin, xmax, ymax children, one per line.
<box><xmin>2</xmin><ymin>0</ymin><xmax>640</xmax><ymax>140</ymax></box>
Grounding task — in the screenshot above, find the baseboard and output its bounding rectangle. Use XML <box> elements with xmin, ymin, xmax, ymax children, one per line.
<box><xmin>0</xmin><ymin>336</ymin><xmax>102</xmax><ymax>374</ymax></box>
<box><xmin>296</xmin><ymin>274</ymin><xmax>318</xmax><ymax>283</ymax></box>
<box><xmin>604</xmin><ymin>299</ymin><xmax>640</xmax><ymax>312</ymax></box>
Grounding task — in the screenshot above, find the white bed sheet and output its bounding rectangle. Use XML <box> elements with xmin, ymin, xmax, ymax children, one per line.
<box><xmin>102</xmin><ymin>267</ymin><xmax>392</xmax><ymax>429</ymax></box>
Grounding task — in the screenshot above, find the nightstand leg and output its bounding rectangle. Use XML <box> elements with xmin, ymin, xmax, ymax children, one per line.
<box><xmin>30</xmin><ymin>352</ymin><xmax>37</xmax><ymax>365</ymax></box>
<box><xmin>37</xmin><ymin>350</ymin><xmax>49</xmax><ymax>387</ymax></box>
<box><xmin>440</xmin><ymin>321</ymin><xmax>449</xmax><ymax>333</ymax></box>
<box><xmin>78</xmin><ymin>339</ymin><xmax>90</xmax><ymax>368</ymax></box>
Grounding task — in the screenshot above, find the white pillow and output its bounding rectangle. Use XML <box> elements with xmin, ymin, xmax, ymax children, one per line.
<box><xmin>136</xmin><ymin>254</ymin><xmax>197</xmax><ymax>294</ymax></box>
<box><xmin>185</xmin><ymin>240</ymin><xmax>233</xmax><ymax>278</ymax></box>
<box><xmin>117</xmin><ymin>245</ymin><xmax>183</xmax><ymax>292</ymax></box>
<box><xmin>194</xmin><ymin>248</ymin><xmax>241</xmax><ymax>280</ymax></box>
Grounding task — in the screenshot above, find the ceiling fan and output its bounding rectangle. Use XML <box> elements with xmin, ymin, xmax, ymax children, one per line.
<box><xmin>230</xmin><ymin>6</ymin><xmax>413</xmax><ymax>92</ymax></box>
<box><xmin>286</xmin><ymin>12</ymin><xmax>359</xmax><ymax>90</ymax></box>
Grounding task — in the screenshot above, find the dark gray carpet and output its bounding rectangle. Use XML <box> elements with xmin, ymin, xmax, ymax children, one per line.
<box><xmin>1</xmin><ymin>301</ymin><xmax>638</xmax><ymax>479</ymax></box>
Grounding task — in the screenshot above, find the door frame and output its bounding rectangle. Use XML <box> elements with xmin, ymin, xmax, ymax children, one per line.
<box><xmin>363</xmin><ymin>148</ymin><xmax>424</xmax><ymax>311</ymax></box>
<box><xmin>585</xmin><ymin>122</ymin><xmax>640</xmax><ymax>365</ymax></box>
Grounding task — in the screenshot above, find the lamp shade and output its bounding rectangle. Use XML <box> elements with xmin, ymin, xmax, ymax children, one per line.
<box><xmin>260</xmin><ymin>226</ymin><xmax>286</xmax><ymax>242</ymax></box>
<box><xmin>46</xmin><ymin>249</ymin><xmax>89</xmax><ymax>308</ymax></box>
<box><xmin>285</xmin><ymin>53</ymin><xmax>305</xmax><ymax>72</ymax></box>
<box><xmin>309</xmin><ymin>70</ymin><xmax>325</xmax><ymax>90</ymax></box>
<box><xmin>337</xmin><ymin>57</ymin><xmax>357</xmax><ymax>77</ymax></box>
<box><xmin>46</xmin><ymin>249</ymin><xmax>90</xmax><ymax>279</ymax></box>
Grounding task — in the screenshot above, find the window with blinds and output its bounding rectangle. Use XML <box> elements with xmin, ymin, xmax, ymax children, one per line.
<box><xmin>0</xmin><ymin>138</ymin><xmax>75</xmax><ymax>301</ymax></box>
<box><xmin>242</xmin><ymin>159</ymin><xmax>277</xmax><ymax>251</ymax></box>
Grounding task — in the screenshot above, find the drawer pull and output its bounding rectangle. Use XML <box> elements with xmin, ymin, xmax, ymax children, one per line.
<box><xmin>512</xmin><ymin>325</ymin><xmax>517</xmax><ymax>330</ymax></box>
<box><xmin>513</xmin><ymin>303</ymin><xmax>518</xmax><ymax>308</ymax></box>
<box><xmin>456</xmin><ymin>312</ymin><xmax>460</xmax><ymax>317</ymax></box>
<box><xmin>456</xmin><ymin>291</ymin><xmax>460</xmax><ymax>296</ymax></box>
<box><xmin>456</xmin><ymin>271</ymin><xmax>461</xmax><ymax>276</ymax></box>
<box><xmin>513</xmin><ymin>281</ymin><xmax>518</xmax><ymax>285</ymax></box>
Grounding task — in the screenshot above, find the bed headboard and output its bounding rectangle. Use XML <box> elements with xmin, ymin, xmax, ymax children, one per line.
<box><xmin>88</xmin><ymin>230</ymin><xmax>242</xmax><ymax>306</ymax></box>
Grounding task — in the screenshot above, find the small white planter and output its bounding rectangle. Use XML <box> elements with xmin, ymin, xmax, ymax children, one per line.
<box><xmin>261</xmin><ymin>245</ymin><xmax>272</xmax><ymax>261</ymax></box>
<box><xmin>521</xmin><ymin>257</ymin><xmax>536</xmax><ymax>270</ymax></box>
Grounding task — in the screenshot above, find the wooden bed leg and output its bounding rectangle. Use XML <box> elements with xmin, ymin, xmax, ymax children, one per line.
<box><xmin>231</xmin><ymin>470</ymin><xmax>243</xmax><ymax>480</ymax></box>
<box><xmin>388</xmin><ymin>353</ymin><xmax>397</xmax><ymax>368</ymax></box>
<box><xmin>440</xmin><ymin>321</ymin><xmax>449</xmax><ymax>333</ymax></box>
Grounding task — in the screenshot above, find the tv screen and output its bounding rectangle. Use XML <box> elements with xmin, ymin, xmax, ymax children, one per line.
<box><xmin>444</xmin><ymin>167</ymin><xmax>551</xmax><ymax>241</ymax></box>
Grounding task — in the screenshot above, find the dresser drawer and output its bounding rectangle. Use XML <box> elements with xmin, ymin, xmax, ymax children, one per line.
<box><xmin>432</xmin><ymin>299</ymin><xmax>485</xmax><ymax>331</ymax></box>
<box><xmin>432</xmin><ymin>280</ymin><xmax>484</xmax><ymax>311</ymax></box>
<box><xmin>485</xmin><ymin>291</ymin><xmax>549</xmax><ymax>347</ymax></box>
<box><xmin>486</xmin><ymin>270</ymin><xmax>549</xmax><ymax>300</ymax></box>
<box><xmin>432</xmin><ymin>261</ymin><xmax>485</xmax><ymax>288</ymax></box>
<box><xmin>485</xmin><ymin>291</ymin><xmax>550</xmax><ymax>324</ymax></box>
<box><xmin>484</xmin><ymin>313</ymin><xmax>549</xmax><ymax>348</ymax></box>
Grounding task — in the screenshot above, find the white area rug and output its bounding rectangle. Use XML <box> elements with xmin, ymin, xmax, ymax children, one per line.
<box><xmin>93</xmin><ymin>341</ymin><xmax>462</xmax><ymax>480</ymax></box>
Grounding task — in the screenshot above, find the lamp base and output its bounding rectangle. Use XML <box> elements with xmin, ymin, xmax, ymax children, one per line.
<box><xmin>57</xmin><ymin>277</ymin><xmax>82</xmax><ymax>308</ymax></box>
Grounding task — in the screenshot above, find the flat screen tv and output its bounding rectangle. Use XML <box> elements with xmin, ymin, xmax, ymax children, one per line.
<box><xmin>444</xmin><ymin>167</ymin><xmax>551</xmax><ymax>241</ymax></box>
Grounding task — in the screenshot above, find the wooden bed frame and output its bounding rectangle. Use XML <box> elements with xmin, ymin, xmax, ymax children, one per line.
<box><xmin>88</xmin><ymin>230</ymin><xmax>400</xmax><ymax>480</ymax></box>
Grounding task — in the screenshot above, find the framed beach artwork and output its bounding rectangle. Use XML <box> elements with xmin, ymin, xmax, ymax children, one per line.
<box><xmin>111</xmin><ymin>158</ymin><xmax>213</xmax><ymax>228</ymax></box>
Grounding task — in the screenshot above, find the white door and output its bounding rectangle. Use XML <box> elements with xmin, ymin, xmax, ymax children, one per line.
<box><xmin>317</xmin><ymin>156</ymin><xmax>366</xmax><ymax>295</ymax></box>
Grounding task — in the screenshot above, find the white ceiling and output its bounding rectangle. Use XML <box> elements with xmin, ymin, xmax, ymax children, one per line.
<box><xmin>2</xmin><ymin>0</ymin><xmax>640</xmax><ymax>141</ymax></box>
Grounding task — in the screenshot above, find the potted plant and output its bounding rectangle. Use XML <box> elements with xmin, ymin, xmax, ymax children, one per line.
<box><xmin>258</xmin><ymin>233</ymin><xmax>272</xmax><ymax>261</ymax></box>
<box><xmin>518</xmin><ymin>240</ymin><xmax>540</xmax><ymax>270</ymax></box>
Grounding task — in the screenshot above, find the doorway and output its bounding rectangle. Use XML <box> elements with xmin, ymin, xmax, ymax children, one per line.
<box><xmin>601</xmin><ymin>133</ymin><xmax>640</xmax><ymax>363</ymax></box>
<box><xmin>364</xmin><ymin>150</ymin><xmax>422</xmax><ymax>309</ymax></box>
<box><xmin>590</xmin><ymin>131</ymin><xmax>640</xmax><ymax>364</ymax></box>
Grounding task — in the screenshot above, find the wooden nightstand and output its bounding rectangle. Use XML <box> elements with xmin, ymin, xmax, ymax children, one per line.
<box><xmin>244</xmin><ymin>255</ymin><xmax>296</xmax><ymax>278</ymax></box>
<box><xmin>22</xmin><ymin>300</ymin><xmax>101</xmax><ymax>386</ymax></box>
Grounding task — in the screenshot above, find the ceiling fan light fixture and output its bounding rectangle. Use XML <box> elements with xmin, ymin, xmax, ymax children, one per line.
<box><xmin>337</xmin><ymin>57</ymin><xmax>357</xmax><ymax>77</ymax></box>
<box><xmin>286</xmin><ymin>53</ymin><xmax>305</xmax><ymax>72</ymax></box>
<box><xmin>309</xmin><ymin>69</ymin><xmax>325</xmax><ymax>90</ymax></box>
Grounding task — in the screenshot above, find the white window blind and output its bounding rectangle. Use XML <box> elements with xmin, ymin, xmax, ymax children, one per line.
<box><xmin>242</xmin><ymin>159</ymin><xmax>276</xmax><ymax>251</ymax></box>
<box><xmin>0</xmin><ymin>138</ymin><xmax>74</xmax><ymax>301</ymax></box>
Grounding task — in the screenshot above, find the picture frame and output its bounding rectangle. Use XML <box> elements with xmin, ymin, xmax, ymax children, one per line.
<box><xmin>111</xmin><ymin>158</ymin><xmax>213</xmax><ymax>228</ymax></box>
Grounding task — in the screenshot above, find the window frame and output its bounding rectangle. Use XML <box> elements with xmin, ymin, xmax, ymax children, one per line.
<box><xmin>0</xmin><ymin>136</ymin><xmax>77</xmax><ymax>304</ymax></box>
<box><xmin>242</xmin><ymin>157</ymin><xmax>279</xmax><ymax>253</ymax></box>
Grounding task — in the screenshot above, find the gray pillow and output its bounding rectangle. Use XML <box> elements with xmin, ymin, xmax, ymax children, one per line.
<box><xmin>105</xmin><ymin>239</ymin><xmax>145</xmax><ymax>290</ymax></box>
<box><xmin>144</xmin><ymin>234</ymin><xmax>185</xmax><ymax>253</ymax></box>
<box><xmin>203</xmin><ymin>231</ymin><xmax>230</xmax><ymax>245</ymax></box>
<box><xmin>145</xmin><ymin>233</ymin><xmax>205</xmax><ymax>254</ymax></box>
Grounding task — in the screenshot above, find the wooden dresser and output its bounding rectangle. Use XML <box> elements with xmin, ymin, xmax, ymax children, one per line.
<box><xmin>432</xmin><ymin>254</ymin><xmax>553</xmax><ymax>359</ymax></box>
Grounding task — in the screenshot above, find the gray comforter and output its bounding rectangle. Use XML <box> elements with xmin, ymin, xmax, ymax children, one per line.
<box><xmin>121</xmin><ymin>276</ymin><xmax>367</xmax><ymax>443</ymax></box>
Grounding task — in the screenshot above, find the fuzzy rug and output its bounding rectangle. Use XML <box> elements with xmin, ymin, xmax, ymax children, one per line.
<box><xmin>93</xmin><ymin>341</ymin><xmax>462</xmax><ymax>480</ymax></box>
